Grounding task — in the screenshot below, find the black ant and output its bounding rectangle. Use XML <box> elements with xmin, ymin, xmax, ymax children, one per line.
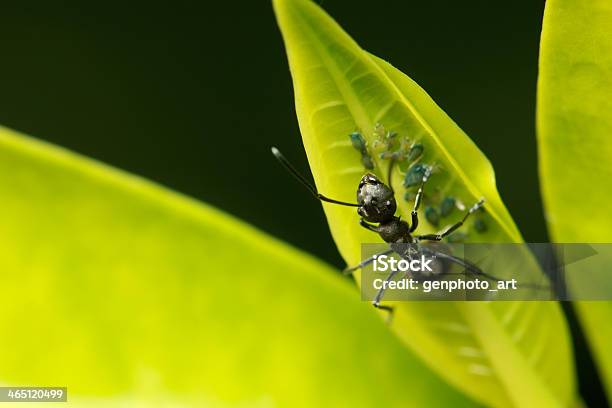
<box><xmin>271</xmin><ymin>146</ymin><xmax>498</xmax><ymax>312</ymax></box>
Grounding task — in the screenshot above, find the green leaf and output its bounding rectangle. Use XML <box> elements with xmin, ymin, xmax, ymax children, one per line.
<box><xmin>0</xmin><ymin>126</ymin><xmax>475</xmax><ymax>406</ymax></box>
<box><xmin>274</xmin><ymin>0</ymin><xmax>576</xmax><ymax>406</ymax></box>
<box><xmin>537</xmin><ymin>0</ymin><xmax>612</xmax><ymax>402</ymax></box>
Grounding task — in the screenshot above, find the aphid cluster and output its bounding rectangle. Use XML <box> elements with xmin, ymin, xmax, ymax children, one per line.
<box><xmin>371</xmin><ymin>123</ymin><xmax>423</xmax><ymax>172</ymax></box>
<box><xmin>349</xmin><ymin>124</ymin><xmax>488</xmax><ymax>239</ymax></box>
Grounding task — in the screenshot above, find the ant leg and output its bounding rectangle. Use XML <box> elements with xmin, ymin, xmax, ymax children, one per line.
<box><xmin>420</xmin><ymin>247</ymin><xmax>494</xmax><ymax>279</ymax></box>
<box><xmin>372</xmin><ymin>269</ymin><xmax>399</xmax><ymax>319</ymax></box>
<box><xmin>409</xmin><ymin>168</ymin><xmax>432</xmax><ymax>233</ymax></box>
<box><xmin>421</xmin><ymin>247</ymin><xmax>551</xmax><ymax>292</ymax></box>
<box><xmin>374</xmin><ymin>304</ymin><xmax>394</xmax><ymax>319</ymax></box>
<box><xmin>417</xmin><ymin>199</ymin><xmax>484</xmax><ymax>241</ymax></box>
<box><xmin>343</xmin><ymin>248</ymin><xmax>394</xmax><ymax>275</ymax></box>
<box><xmin>360</xmin><ymin>218</ymin><xmax>380</xmax><ymax>233</ymax></box>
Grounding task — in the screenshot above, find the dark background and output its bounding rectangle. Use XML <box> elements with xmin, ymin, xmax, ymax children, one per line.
<box><xmin>0</xmin><ymin>0</ymin><xmax>548</xmax><ymax>268</ymax></box>
<box><xmin>0</xmin><ymin>1</ymin><xmax>607</xmax><ymax>405</ymax></box>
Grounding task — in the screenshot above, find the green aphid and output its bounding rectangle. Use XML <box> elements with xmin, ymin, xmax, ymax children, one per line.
<box><xmin>385</xmin><ymin>131</ymin><xmax>398</xmax><ymax>147</ymax></box>
<box><xmin>474</xmin><ymin>218</ymin><xmax>487</xmax><ymax>233</ymax></box>
<box><xmin>350</xmin><ymin>132</ymin><xmax>367</xmax><ymax>153</ymax></box>
<box><xmin>440</xmin><ymin>196</ymin><xmax>456</xmax><ymax>217</ymax></box>
<box><xmin>425</xmin><ymin>206</ymin><xmax>440</xmax><ymax>226</ymax></box>
<box><xmin>446</xmin><ymin>232</ymin><xmax>467</xmax><ymax>243</ymax></box>
<box><xmin>407</xmin><ymin>143</ymin><xmax>424</xmax><ymax>161</ymax></box>
<box><xmin>376</xmin><ymin>131</ymin><xmax>399</xmax><ymax>153</ymax></box>
<box><xmin>349</xmin><ymin>132</ymin><xmax>375</xmax><ymax>169</ymax></box>
<box><xmin>403</xmin><ymin>163</ymin><xmax>429</xmax><ymax>187</ymax></box>
<box><xmin>373</xmin><ymin>123</ymin><xmax>386</xmax><ymax>140</ymax></box>
<box><xmin>361</xmin><ymin>154</ymin><xmax>374</xmax><ymax>170</ymax></box>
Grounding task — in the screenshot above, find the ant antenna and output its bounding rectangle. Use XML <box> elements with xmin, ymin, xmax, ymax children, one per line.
<box><xmin>271</xmin><ymin>147</ymin><xmax>359</xmax><ymax>207</ymax></box>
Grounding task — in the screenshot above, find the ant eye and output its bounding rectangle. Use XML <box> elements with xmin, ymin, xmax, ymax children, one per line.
<box><xmin>366</xmin><ymin>175</ymin><xmax>378</xmax><ymax>184</ymax></box>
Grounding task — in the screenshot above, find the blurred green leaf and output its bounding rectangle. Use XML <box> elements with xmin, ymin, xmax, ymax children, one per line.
<box><xmin>0</xmin><ymin>126</ymin><xmax>477</xmax><ymax>406</ymax></box>
<box><xmin>537</xmin><ymin>0</ymin><xmax>612</xmax><ymax>402</ymax></box>
<box><xmin>274</xmin><ymin>0</ymin><xmax>575</xmax><ymax>406</ymax></box>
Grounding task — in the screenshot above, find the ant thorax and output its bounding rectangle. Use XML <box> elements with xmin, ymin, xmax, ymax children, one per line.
<box><xmin>376</xmin><ymin>217</ymin><xmax>412</xmax><ymax>243</ymax></box>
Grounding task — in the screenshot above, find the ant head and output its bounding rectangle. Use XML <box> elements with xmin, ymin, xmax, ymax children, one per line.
<box><xmin>357</xmin><ymin>173</ymin><xmax>396</xmax><ymax>223</ymax></box>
